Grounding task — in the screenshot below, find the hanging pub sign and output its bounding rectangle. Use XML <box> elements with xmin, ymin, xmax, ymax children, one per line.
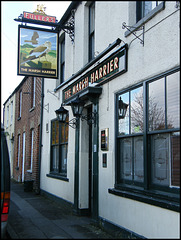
<box><xmin>63</xmin><ymin>45</ymin><xmax>128</xmax><ymax>102</ymax></box>
<box><xmin>17</xmin><ymin>25</ymin><xmax>59</xmax><ymax>79</ymax></box>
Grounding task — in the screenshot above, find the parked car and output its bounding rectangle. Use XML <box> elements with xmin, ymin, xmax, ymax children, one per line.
<box><xmin>1</xmin><ymin>123</ymin><xmax>10</xmax><ymax>238</ymax></box>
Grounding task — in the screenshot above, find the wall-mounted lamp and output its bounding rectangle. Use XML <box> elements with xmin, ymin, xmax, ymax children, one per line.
<box><xmin>118</xmin><ymin>97</ymin><xmax>128</xmax><ymax>119</ymax></box>
<box><xmin>71</xmin><ymin>96</ymin><xmax>85</xmax><ymax>117</ymax></box>
<box><xmin>55</xmin><ymin>104</ymin><xmax>68</xmax><ymax>122</ymax></box>
<box><xmin>55</xmin><ymin>96</ymin><xmax>97</xmax><ymax>129</ymax></box>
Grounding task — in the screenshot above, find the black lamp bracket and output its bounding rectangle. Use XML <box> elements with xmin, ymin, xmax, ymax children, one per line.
<box><xmin>65</xmin><ymin>117</ymin><xmax>78</xmax><ymax>129</ymax></box>
<box><xmin>122</xmin><ymin>22</ymin><xmax>144</xmax><ymax>46</ymax></box>
<box><xmin>65</xmin><ymin>111</ymin><xmax>97</xmax><ymax>129</ymax></box>
<box><xmin>81</xmin><ymin>111</ymin><xmax>97</xmax><ymax>127</ymax></box>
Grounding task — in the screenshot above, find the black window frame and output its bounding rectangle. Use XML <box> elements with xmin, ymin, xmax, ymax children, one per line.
<box><xmin>136</xmin><ymin>1</ymin><xmax>159</xmax><ymax>23</ymax></box>
<box><xmin>89</xmin><ymin>2</ymin><xmax>95</xmax><ymax>62</ymax></box>
<box><xmin>111</xmin><ymin>67</ymin><xmax>180</xmax><ymax>212</ymax></box>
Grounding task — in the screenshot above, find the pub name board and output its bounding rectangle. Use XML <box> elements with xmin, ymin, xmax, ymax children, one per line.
<box><xmin>23</xmin><ymin>11</ymin><xmax>56</xmax><ymax>23</ymax></box>
<box><xmin>63</xmin><ymin>45</ymin><xmax>127</xmax><ymax>102</ymax></box>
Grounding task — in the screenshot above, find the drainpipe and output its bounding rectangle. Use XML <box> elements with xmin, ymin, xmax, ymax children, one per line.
<box><xmin>37</xmin><ymin>78</ymin><xmax>44</xmax><ymax>194</ymax></box>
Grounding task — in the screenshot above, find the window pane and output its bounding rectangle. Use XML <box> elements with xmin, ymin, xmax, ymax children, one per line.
<box><xmin>118</xmin><ymin>92</ymin><xmax>129</xmax><ymax>135</ymax></box>
<box><xmin>52</xmin><ymin>121</ymin><xmax>59</xmax><ymax>145</ymax></box>
<box><xmin>52</xmin><ymin>146</ymin><xmax>59</xmax><ymax>172</ymax></box>
<box><xmin>134</xmin><ymin>137</ymin><xmax>144</xmax><ymax>182</ymax></box>
<box><xmin>89</xmin><ymin>3</ymin><xmax>95</xmax><ymax>34</ymax></box>
<box><xmin>89</xmin><ymin>34</ymin><xmax>95</xmax><ymax>61</ymax></box>
<box><xmin>149</xmin><ymin>78</ymin><xmax>165</xmax><ymax>131</ymax></box>
<box><xmin>60</xmin><ymin>145</ymin><xmax>67</xmax><ymax>173</ymax></box>
<box><xmin>144</xmin><ymin>1</ymin><xmax>153</xmax><ymax>16</ymax></box>
<box><xmin>167</xmin><ymin>71</ymin><xmax>180</xmax><ymax>129</ymax></box>
<box><xmin>131</xmin><ymin>87</ymin><xmax>143</xmax><ymax>133</ymax></box>
<box><xmin>65</xmin><ymin>119</ymin><xmax>69</xmax><ymax>142</ymax></box>
<box><xmin>151</xmin><ymin>134</ymin><xmax>169</xmax><ymax>186</ymax></box>
<box><xmin>120</xmin><ymin>138</ymin><xmax>132</xmax><ymax>180</ymax></box>
<box><xmin>171</xmin><ymin>132</ymin><xmax>180</xmax><ymax>187</ymax></box>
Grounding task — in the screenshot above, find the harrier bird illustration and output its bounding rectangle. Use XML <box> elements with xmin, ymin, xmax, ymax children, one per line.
<box><xmin>21</xmin><ymin>41</ymin><xmax>52</xmax><ymax>65</ymax></box>
<box><xmin>24</xmin><ymin>31</ymin><xmax>39</xmax><ymax>45</ymax></box>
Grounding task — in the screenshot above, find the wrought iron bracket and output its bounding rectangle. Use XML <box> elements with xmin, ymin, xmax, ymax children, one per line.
<box><xmin>62</xmin><ymin>9</ymin><xmax>75</xmax><ymax>43</ymax></box>
<box><xmin>43</xmin><ymin>103</ymin><xmax>49</xmax><ymax>113</ymax></box>
<box><xmin>81</xmin><ymin>111</ymin><xmax>97</xmax><ymax>127</ymax></box>
<box><xmin>47</xmin><ymin>89</ymin><xmax>60</xmax><ymax>100</ymax></box>
<box><xmin>122</xmin><ymin>22</ymin><xmax>144</xmax><ymax>46</ymax></box>
<box><xmin>66</xmin><ymin>117</ymin><xmax>78</xmax><ymax>129</ymax></box>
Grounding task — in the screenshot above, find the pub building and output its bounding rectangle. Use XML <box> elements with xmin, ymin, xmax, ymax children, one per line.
<box><xmin>40</xmin><ymin>1</ymin><xmax>180</xmax><ymax>239</ymax></box>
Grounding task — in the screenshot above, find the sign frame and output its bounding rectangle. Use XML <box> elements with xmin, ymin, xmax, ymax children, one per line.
<box><xmin>17</xmin><ymin>25</ymin><xmax>59</xmax><ymax>79</ymax></box>
<box><xmin>101</xmin><ymin>128</ymin><xmax>109</xmax><ymax>151</ymax></box>
<box><xmin>63</xmin><ymin>45</ymin><xmax>128</xmax><ymax>102</ymax></box>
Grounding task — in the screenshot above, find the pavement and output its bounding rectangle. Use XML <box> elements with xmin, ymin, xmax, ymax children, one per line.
<box><xmin>7</xmin><ymin>180</ymin><xmax>118</xmax><ymax>239</ymax></box>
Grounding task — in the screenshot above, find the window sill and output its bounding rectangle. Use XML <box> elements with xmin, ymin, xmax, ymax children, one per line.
<box><xmin>108</xmin><ymin>187</ymin><xmax>180</xmax><ymax>212</ymax></box>
<box><xmin>46</xmin><ymin>173</ymin><xmax>69</xmax><ymax>182</ymax></box>
<box><xmin>27</xmin><ymin>170</ymin><xmax>32</xmax><ymax>173</ymax></box>
<box><xmin>125</xmin><ymin>2</ymin><xmax>165</xmax><ymax>37</ymax></box>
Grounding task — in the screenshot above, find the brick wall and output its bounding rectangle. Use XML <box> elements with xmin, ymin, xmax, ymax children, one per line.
<box><xmin>13</xmin><ymin>76</ymin><xmax>42</xmax><ymax>191</ymax></box>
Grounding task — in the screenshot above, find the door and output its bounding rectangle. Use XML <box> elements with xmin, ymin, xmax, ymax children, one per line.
<box><xmin>22</xmin><ymin>132</ymin><xmax>26</xmax><ymax>182</ymax></box>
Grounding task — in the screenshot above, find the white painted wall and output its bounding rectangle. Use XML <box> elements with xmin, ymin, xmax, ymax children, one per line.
<box><xmin>40</xmin><ymin>1</ymin><xmax>180</xmax><ymax>238</ymax></box>
<box><xmin>98</xmin><ymin>1</ymin><xmax>180</xmax><ymax>238</ymax></box>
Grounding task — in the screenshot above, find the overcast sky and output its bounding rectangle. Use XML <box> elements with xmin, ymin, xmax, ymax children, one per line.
<box><xmin>1</xmin><ymin>1</ymin><xmax>71</xmax><ymax>121</ymax></box>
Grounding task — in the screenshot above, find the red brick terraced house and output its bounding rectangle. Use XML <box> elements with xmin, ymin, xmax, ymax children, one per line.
<box><xmin>13</xmin><ymin>76</ymin><xmax>43</xmax><ymax>192</ymax></box>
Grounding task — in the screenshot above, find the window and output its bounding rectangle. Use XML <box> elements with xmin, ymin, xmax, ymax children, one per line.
<box><xmin>118</xmin><ymin>86</ymin><xmax>144</xmax><ymax>185</ymax></box>
<box><xmin>31</xmin><ymin>77</ymin><xmax>36</xmax><ymax>108</ymax></box>
<box><xmin>115</xmin><ymin>69</ymin><xmax>180</xmax><ymax>210</ymax></box>
<box><xmin>19</xmin><ymin>90</ymin><xmax>22</xmax><ymax>118</ymax></box>
<box><xmin>60</xmin><ymin>37</ymin><xmax>65</xmax><ymax>83</ymax></box>
<box><xmin>28</xmin><ymin>129</ymin><xmax>34</xmax><ymax>172</ymax></box>
<box><xmin>136</xmin><ymin>1</ymin><xmax>159</xmax><ymax>22</ymax></box>
<box><xmin>89</xmin><ymin>2</ymin><xmax>95</xmax><ymax>61</ymax></box>
<box><xmin>50</xmin><ymin>117</ymin><xmax>69</xmax><ymax>177</ymax></box>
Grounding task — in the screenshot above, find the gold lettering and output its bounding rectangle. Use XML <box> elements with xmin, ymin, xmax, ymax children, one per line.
<box><xmin>99</xmin><ymin>67</ymin><xmax>103</xmax><ymax>78</ymax></box>
<box><xmin>73</xmin><ymin>86</ymin><xmax>76</xmax><ymax>95</ymax></box>
<box><xmin>84</xmin><ymin>77</ymin><xmax>89</xmax><ymax>87</ymax></box>
<box><xmin>110</xmin><ymin>59</ymin><xmax>114</xmax><ymax>72</ymax></box>
<box><xmin>103</xmin><ymin>65</ymin><xmax>107</xmax><ymax>76</ymax></box>
<box><xmin>91</xmin><ymin>72</ymin><xmax>95</xmax><ymax>83</ymax></box>
<box><xmin>65</xmin><ymin>89</ymin><xmax>71</xmax><ymax>100</ymax></box>
<box><xmin>95</xmin><ymin>70</ymin><xmax>99</xmax><ymax>81</ymax></box>
<box><xmin>107</xmin><ymin>62</ymin><xmax>110</xmax><ymax>74</ymax></box>
<box><xmin>114</xmin><ymin>57</ymin><xmax>119</xmax><ymax>69</ymax></box>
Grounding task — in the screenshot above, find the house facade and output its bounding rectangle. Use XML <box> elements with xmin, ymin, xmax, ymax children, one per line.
<box><xmin>3</xmin><ymin>93</ymin><xmax>16</xmax><ymax>178</ymax></box>
<box><xmin>13</xmin><ymin>76</ymin><xmax>42</xmax><ymax>192</ymax></box>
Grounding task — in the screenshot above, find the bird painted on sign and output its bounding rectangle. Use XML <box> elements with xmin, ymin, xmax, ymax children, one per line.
<box><xmin>20</xmin><ymin>41</ymin><xmax>52</xmax><ymax>65</ymax></box>
<box><xmin>24</xmin><ymin>31</ymin><xmax>39</xmax><ymax>45</ymax></box>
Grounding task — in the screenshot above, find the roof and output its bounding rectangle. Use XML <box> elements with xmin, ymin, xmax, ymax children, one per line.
<box><xmin>3</xmin><ymin>76</ymin><xmax>28</xmax><ymax>106</ymax></box>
